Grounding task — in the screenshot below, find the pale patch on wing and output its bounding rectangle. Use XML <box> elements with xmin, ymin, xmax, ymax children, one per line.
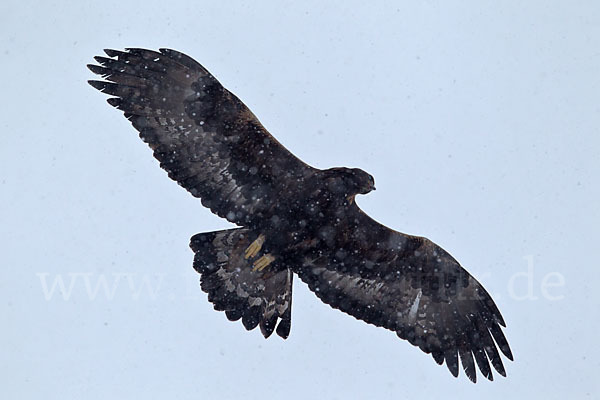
<box><xmin>408</xmin><ymin>288</ymin><xmax>422</xmax><ymax>324</ymax></box>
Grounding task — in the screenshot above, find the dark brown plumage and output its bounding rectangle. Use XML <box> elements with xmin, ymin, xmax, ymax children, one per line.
<box><xmin>88</xmin><ymin>48</ymin><xmax>513</xmax><ymax>382</ymax></box>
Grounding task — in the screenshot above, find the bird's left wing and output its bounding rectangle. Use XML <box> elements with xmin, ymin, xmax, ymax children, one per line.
<box><xmin>295</xmin><ymin>204</ymin><xmax>513</xmax><ymax>382</ymax></box>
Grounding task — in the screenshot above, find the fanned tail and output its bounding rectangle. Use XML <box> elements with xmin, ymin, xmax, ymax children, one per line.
<box><xmin>190</xmin><ymin>228</ymin><xmax>293</xmax><ymax>339</ymax></box>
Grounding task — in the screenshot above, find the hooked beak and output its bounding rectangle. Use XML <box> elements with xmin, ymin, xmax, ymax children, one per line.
<box><xmin>360</xmin><ymin>183</ymin><xmax>376</xmax><ymax>194</ymax></box>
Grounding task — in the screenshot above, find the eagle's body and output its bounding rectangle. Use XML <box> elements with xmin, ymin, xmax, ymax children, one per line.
<box><xmin>89</xmin><ymin>48</ymin><xmax>513</xmax><ymax>382</ymax></box>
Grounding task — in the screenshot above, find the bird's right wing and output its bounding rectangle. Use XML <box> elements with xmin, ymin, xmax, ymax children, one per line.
<box><xmin>88</xmin><ymin>48</ymin><xmax>316</xmax><ymax>226</ymax></box>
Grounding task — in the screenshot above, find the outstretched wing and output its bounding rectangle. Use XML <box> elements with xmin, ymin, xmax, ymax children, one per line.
<box><xmin>295</xmin><ymin>204</ymin><xmax>512</xmax><ymax>382</ymax></box>
<box><xmin>88</xmin><ymin>48</ymin><xmax>315</xmax><ymax>227</ymax></box>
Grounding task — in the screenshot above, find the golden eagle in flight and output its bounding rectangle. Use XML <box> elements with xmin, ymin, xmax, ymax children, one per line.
<box><xmin>88</xmin><ymin>48</ymin><xmax>513</xmax><ymax>382</ymax></box>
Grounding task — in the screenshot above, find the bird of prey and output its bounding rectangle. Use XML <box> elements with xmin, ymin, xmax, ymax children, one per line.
<box><xmin>88</xmin><ymin>48</ymin><xmax>513</xmax><ymax>382</ymax></box>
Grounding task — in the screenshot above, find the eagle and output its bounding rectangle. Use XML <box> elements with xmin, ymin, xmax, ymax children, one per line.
<box><xmin>88</xmin><ymin>48</ymin><xmax>513</xmax><ymax>382</ymax></box>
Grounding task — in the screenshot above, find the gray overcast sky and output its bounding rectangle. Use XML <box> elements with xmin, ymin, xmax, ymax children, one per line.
<box><xmin>2</xmin><ymin>1</ymin><xmax>599</xmax><ymax>398</ymax></box>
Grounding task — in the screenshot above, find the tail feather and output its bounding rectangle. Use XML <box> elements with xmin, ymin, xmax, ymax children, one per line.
<box><xmin>190</xmin><ymin>228</ymin><xmax>293</xmax><ymax>339</ymax></box>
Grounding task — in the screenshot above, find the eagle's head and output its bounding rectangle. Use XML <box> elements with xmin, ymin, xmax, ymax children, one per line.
<box><xmin>326</xmin><ymin>167</ymin><xmax>376</xmax><ymax>197</ymax></box>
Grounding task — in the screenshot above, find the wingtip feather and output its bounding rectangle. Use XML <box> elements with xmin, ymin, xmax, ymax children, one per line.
<box><xmin>106</xmin><ymin>97</ymin><xmax>121</xmax><ymax>107</ymax></box>
<box><xmin>88</xmin><ymin>80</ymin><xmax>104</xmax><ymax>89</ymax></box>
<box><xmin>445</xmin><ymin>350</ymin><xmax>460</xmax><ymax>377</ymax></box>
<box><xmin>87</xmin><ymin>64</ymin><xmax>105</xmax><ymax>75</ymax></box>
<box><xmin>103</xmin><ymin>48</ymin><xmax>121</xmax><ymax>57</ymax></box>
